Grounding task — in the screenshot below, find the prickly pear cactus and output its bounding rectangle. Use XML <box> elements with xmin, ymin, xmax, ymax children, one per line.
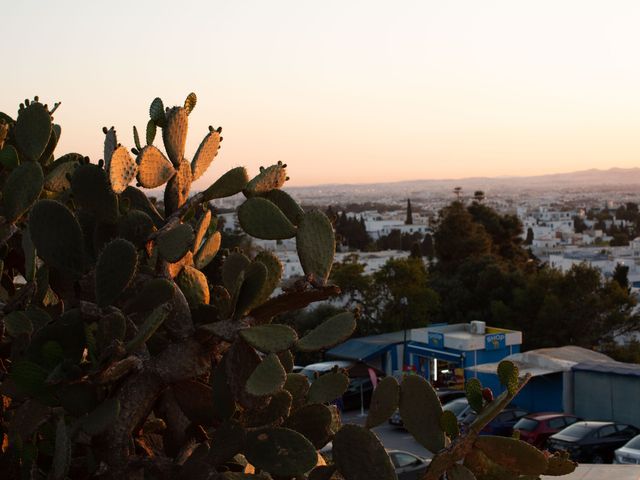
<box><xmin>0</xmin><ymin>94</ymin><xmax>576</xmax><ymax>480</ymax></box>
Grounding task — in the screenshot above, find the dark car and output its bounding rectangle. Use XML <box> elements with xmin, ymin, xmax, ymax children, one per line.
<box><xmin>461</xmin><ymin>407</ymin><xmax>528</xmax><ymax>436</ymax></box>
<box><xmin>547</xmin><ymin>421</ymin><xmax>640</xmax><ymax>463</ymax></box>
<box><xmin>389</xmin><ymin>389</ymin><xmax>466</xmax><ymax>426</ymax></box>
<box><xmin>514</xmin><ymin>413</ymin><xmax>581</xmax><ymax>448</ymax></box>
<box><xmin>388</xmin><ymin>450</ymin><xmax>431</xmax><ymax>480</ymax></box>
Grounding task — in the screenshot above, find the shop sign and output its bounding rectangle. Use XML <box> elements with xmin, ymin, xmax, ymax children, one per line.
<box><xmin>485</xmin><ymin>333</ymin><xmax>506</xmax><ymax>350</ymax></box>
<box><xmin>428</xmin><ymin>332</ymin><xmax>444</xmax><ymax>347</ymax></box>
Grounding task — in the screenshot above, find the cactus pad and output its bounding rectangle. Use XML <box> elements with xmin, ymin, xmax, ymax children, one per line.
<box><xmin>465</xmin><ymin>377</ymin><xmax>484</xmax><ymax>413</ymax></box>
<box><xmin>193</xmin><ymin>209</ymin><xmax>211</xmax><ymax>252</ymax></box>
<box><xmin>474</xmin><ymin>435</ymin><xmax>548</xmax><ymax>475</ymax></box>
<box><xmin>78</xmin><ymin>398</ymin><xmax>121</xmax><ymax>436</ymax></box>
<box><xmin>156</xmin><ymin>223</ymin><xmax>194</xmax><ymax>263</ymax></box>
<box><xmin>245</xmin><ymin>353</ymin><xmax>286</xmax><ymax>397</ymax></box>
<box><xmin>120</xmin><ymin>186</ymin><xmax>164</xmax><ymax>227</ymax></box>
<box><xmin>195</xmin><ymin>231</ymin><xmax>222</xmax><ymax>269</ymax></box>
<box><xmin>240</xmin><ymin>324</ymin><xmax>298</xmax><ymax>353</ymax></box>
<box><xmin>71</xmin><ymin>163</ymin><xmax>118</xmax><ymax>222</ymax></box>
<box><xmin>263</xmin><ymin>189</ymin><xmax>305</xmax><ymax>225</ymax></box>
<box><xmin>184</xmin><ymin>92</ymin><xmax>197</xmax><ymax>114</ymax></box>
<box><xmin>399</xmin><ymin>375</ymin><xmax>445</xmax><ymax>453</ymax></box>
<box><xmin>253</xmin><ymin>251</ymin><xmax>283</xmax><ymax>304</ymax></box>
<box><xmin>440</xmin><ymin>410</ymin><xmax>460</xmax><ymax>438</ymax></box>
<box><xmin>2</xmin><ymin>161</ymin><xmax>44</xmax><ymax>222</ymax></box>
<box><xmin>162</xmin><ymin>106</ymin><xmax>188</xmax><ymax>167</ymax></box>
<box><xmin>125</xmin><ymin>304</ymin><xmax>169</xmax><ymax>354</ymax></box>
<box><xmin>103</xmin><ymin>127</ymin><xmax>118</xmax><ymax>169</ymax></box>
<box><xmin>191</xmin><ymin>128</ymin><xmax>222</xmax><ymax>181</ymax></box>
<box><xmin>28</xmin><ymin>200</ymin><xmax>85</xmax><ymax>277</ymax></box>
<box><xmin>44</xmin><ymin>156</ymin><xmax>82</xmax><ymax>192</ymax></box>
<box><xmin>108</xmin><ymin>146</ymin><xmax>137</xmax><ymax>194</ymax></box>
<box><xmin>497</xmin><ymin>360</ymin><xmax>519</xmax><ymax>395</ymax></box>
<box><xmin>365</xmin><ymin>376</ymin><xmax>399</xmax><ymax>429</ymax></box>
<box><xmin>202</xmin><ymin>166</ymin><xmax>249</xmax><ymax>201</ymax></box>
<box><xmin>333</xmin><ymin>424</ymin><xmax>397</xmax><ymax>480</ymax></box>
<box><xmin>307</xmin><ymin>371</ymin><xmax>349</xmax><ymax>404</ymax></box>
<box><xmin>235</xmin><ymin>261</ymin><xmax>268</xmax><ymax>317</ymax></box>
<box><xmin>176</xmin><ymin>265</ymin><xmax>210</xmax><ymax>308</ymax></box>
<box><xmin>117</xmin><ymin>209</ymin><xmax>155</xmax><ymax>248</ymax></box>
<box><xmin>244</xmin><ymin>427</ymin><xmax>317</xmax><ymax>477</ymax></box>
<box><xmin>246</xmin><ymin>389</ymin><xmax>292</xmax><ymax>427</ymax></box>
<box><xmin>149</xmin><ymin>97</ymin><xmax>166</xmax><ymax>127</ymax></box>
<box><xmin>163</xmin><ymin>159</ymin><xmax>192</xmax><ymax>215</ymax></box>
<box><xmin>95</xmin><ymin>238</ymin><xmax>138</xmax><ymax>308</ymax></box>
<box><xmin>244</xmin><ymin>162</ymin><xmax>288</xmax><ymax>196</ymax></box>
<box><xmin>0</xmin><ymin>144</ymin><xmax>19</xmax><ymax>170</ymax></box>
<box><xmin>14</xmin><ymin>101</ymin><xmax>52</xmax><ymax>162</ymax></box>
<box><xmin>136</xmin><ymin>145</ymin><xmax>175</xmax><ymax>188</ymax></box>
<box><xmin>296</xmin><ymin>312</ymin><xmax>356</xmax><ymax>352</ymax></box>
<box><xmin>125</xmin><ymin>278</ymin><xmax>175</xmax><ymax>313</ymax></box>
<box><xmin>172</xmin><ymin>380</ymin><xmax>216</xmax><ymax>426</ymax></box>
<box><xmin>286</xmin><ymin>403</ymin><xmax>335</xmax><ymax>448</ymax></box>
<box><xmin>296</xmin><ymin>210</ymin><xmax>335</xmax><ymax>284</ymax></box>
<box><xmin>238</xmin><ymin>197</ymin><xmax>297</xmax><ymax>240</ymax></box>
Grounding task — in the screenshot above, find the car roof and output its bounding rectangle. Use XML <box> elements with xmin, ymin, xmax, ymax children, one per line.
<box><xmin>386</xmin><ymin>450</ymin><xmax>426</xmax><ymax>459</ymax></box>
<box><xmin>300</xmin><ymin>361</ymin><xmax>354</xmax><ymax>371</ymax></box>
<box><xmin>525</xmin><ymin>412</ymin><xmax>576</xmax><ymax>421</ymax></box>
<box><xmin>572</xmin><ymin>421</ymin><xmax>616</xmax><ymax>428</ymax></box>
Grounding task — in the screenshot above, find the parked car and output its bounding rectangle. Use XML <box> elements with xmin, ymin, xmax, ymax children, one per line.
<box><xmin>548</xmin><ymin>421</ymin><xmax>640</xmax><ymax>463</ymax></box>
<box><xmin>461</xmin><ymin>407</ymin><xmax>528</xmax><ymax>436</ymax></box>
<box><xmin>513</xmin><ymin>413</ymin><xmax>581</xmax><ymax>448</ymax></box>
<box><xmin>388</xmin><ymin>389</ymin><xmax>466</xmax><ymax>426</ymax></box>
<box><xmin>320</xmin><ymin>444</ymin><xmax>430</xmax><ymax>480</ymax></box>
<box><xmin>614</xmin><ymin>434</ymin><xmax>640</xmax><ymax>464</ymax></box>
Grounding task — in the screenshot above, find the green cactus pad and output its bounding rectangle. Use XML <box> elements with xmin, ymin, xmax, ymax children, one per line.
<box><xmin>226</xmin><ymin>340</ymin><xmax>266</xmax><ymax>409</ymax></box>
<box><xmin>124</xmin><ymin>278</ymin><xmax>175</xmax><ymax>313</ymax></box>
<box><xmin>70</xmin><ymin>163</ymin><xmax>118</xmax><ymax>222</ymax></box>
<box><xmin>2</xmin><ymin>161</ymin><xmax>44</xmax><ymax>222</ymax></box>
<box><xmin>133</xmin><ymin>125</ymin><xmax>142</xmax><ymax>150</ymax></box>
<box><xmin>149</xmin><ymin>97</ymin><xmax>166</xmax><ymax>127</ymax></box>
<box><xmin>163</xmin><ymin>159</ymin><xmax>192</xmax><ymax>215</ymax></box>
<box><xmin>465</xmin><ymin>377</ymin><xmax>484</xmax><ymax>413</ymax></box>
<box><xmin>245</xmin><ymin>353</ymin><xmax>286</xmax><ymax>397</ymax></box>
<box><xmin>191</xmin><ymin>128</ymin><xmax>222</xmax><ymax>181</ymax></box>
<box><xmin>333</xmin><ymin>424</ymin><xmax>397</xmax><ymax>480</ymax></box>
<box><xmin>296</xmin><ymin>312</ymin><xmax>356</xmax><ymax>352</ymax></box>
<box><xmin>365</xmin><ymin>376</ymin><xmax>399</xmax><ymax>429</ymax></box>
<box><xmin>78</xmin><ymin>398</ymin><xmax>121</xmax><ymax>436</ymax></box>
<box><xmin>52</xmin><ymin>417</ymin><xmax>71</xmax><ymax>480</ymax></box>
<box><xmin>103</xmin><ymin>127</ymin><xmax>118</xmax><ymax>169</ymax></box>
<box><xmin>202</xmin><ymin>166</ymin><xmax>249</xmax><ymax>201</ymax></box>
<box><xmin>193</xmin><ymin>210</ymin><xmax>211</xmax><ymax>252</ymax></box>
<box><xmin>136</xmin><ymin>145</ymin><xmax>175</xmax><ymax>188</ymax></box>
<box><xmin>156</xmin><ymin>223</ymin><xmax>195</xmax><ymax>263</ymax></box>
<box><xmin>108</xmin><ymin>146</ymin><xmax>137</xmax><ymax>194</ymax></box>
<box><xmin>125</xmin><ymin>304</ymin><xmax>169</xmax><ymax>354</ymax></box>
<box><xmin>0</xmin><ymin>144</ymin><xmax>19</xmax><ymax>169</ymax></box>
<box><xmin>184</xmin><ymin>92</ymin><xmax>197</xmax><ymax>114</ymax></box>
<box><xmin>162</xmin><ymin>106</ymin><xmax>188</xmax><ymax>167</ymax></box>
<box><xmin>38</xmin><ymin>123</ymin><xmax>59</xmax><ymax>165</ymax></box>
<box><xmin>28</xmin><ymin>200</ymin><xmax>85</xmax><ymax>277</ymax></box>
<box><xmin>14</xmin><ymin>102</ymin><xmax>52</xmax><ymax>162</ymax></box>
<box><xmin>238</xmin><ymin>197</ymin><xmax>296</xmax><ymax>240</ymax></box>
<box><xmin>446</xmin><ymin>464</ymin><xmax>476</xmax><ymax>480</ymax></box>
<box><xmin>240</xmin><ymin>324</ymin><xmax>298</xmax><ymax>353</ymax></box>
<box><xmin>44</xmin><ymin>156</ymin><xmax>82</xmax><ymax>192</ymax></box>
<box><xmin>440</xmin><ymin>410</ymin><xmax>460</xmax><ymax>438</ymax></box>
<box><xmin>308</xmin><ymin>371</ymin><xmax>349</xmax><ymax>404</ymax></box>
<box><xmin>222</xmin><ymin>251</ymin><xmax>251</xmax><ymax>293</ymax></box>
<box><xmin>296</xmin><ymin>210</ymin><xmax>335</xmax><ymax>284</ymax></box>
<box><xmin>497</xmin><ymin>360</ymin><xmax>519</xmax><ymax>395</ymax></box>
<box><xmin>244</xmin><ymin>162</ymin><xmax>288</xmax><ymax>196</ymax></box>
<box><xmin>120</xmin><ymin>186</ymin><xmax>164</xmax><ymax>228</ymax></box>
<box><xmin>475</xmin><ymin>435</ymin><xmax>548</xmax><ymax>475</ymax></box>
<box><xmin>278</xmin><ymin>349</ymin><xmax>295</xmax><ymax>373</ymax></box>
<box><xmin>244</xmin><ymin>427</ymin><xmax>317</xmax><ymax>477</ymax></box>
<box><xmin>263</xmin><ymin>189</ymin><xmax>305</xmax><ymax>225</ymax></box>
<box><xmin>177</xmin><ymin>265</ymin><xmax>210</xmax><ymax>308</ymax></box>
<box><xmin>286</xmin><ymin>403</ymin><xmax>335</xmax><ymax>448</ymax></box>
<box><xmin>399</xmin><ymin>375</ymin><xmax>445</xmax><ymax>454</ymax></box>
<box><xmin>245</xmin><ymin>389</ymin><xmax>292</xmax><ymax>427</ymax></box>
<box><xmin>283</xmin><ymin>373</ymin><xmax>310</xmax><ymax>411</ymax></box>
<box><xmin>235</xmin><ymin>261</ymin><xmax>268</xmax><ymax>317</ymax></box>
<box><xmin>117</xmin><ymin>209</ymin><xmax>155</xmax><ymax>248</ymax></box>
<box><xmin>195</xmin><ymin>231</ymin><xmax>222</xmax><ymax>269</ymax></box>
<box><xmin>253</xmin><ymin>251</ymin><xmax>283</xmax><ymax>305</ymax></box>
<box><xmin>172</xmin><ymin>380</ymin><xmax>216</xmax><ymax>426</ymax></box>
<box><xmin>95</xmin><ymin>238</ymin><xmax>137</xmax><ymax>308</ymax></box>
<box><xmin>145</xmin><ymin>119</ymin><xmax>156</xmax><ymax>145</ymax></box>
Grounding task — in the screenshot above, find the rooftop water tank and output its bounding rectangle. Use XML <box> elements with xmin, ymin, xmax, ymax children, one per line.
<box><xmin>470</xmin><ymin>320</ymin><xmax>486</xmax><ymax>335</ymax></box>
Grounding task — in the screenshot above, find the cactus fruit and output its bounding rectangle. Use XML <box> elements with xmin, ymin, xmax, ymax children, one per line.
<box><xmin>296</xmin><ymin>311</ymin><xmax>356</xmax><ymax>352</ymax></box>
<box><xmin>482</xmin><ymin>387</ymin><xmax>494</xmax><ymax>402</ymax></box>
<box><xmin>162</xmin><ymin>107</ymin><xmax>188</xmax><ymax>167</ymax></box>
<box><xmin>238</xmin><ymin>197</ymin><xmax>297</xmax><ymax>240</ymax></box>
<box><xmin>28</xmin><ymin>200</ymin><xmax>85</xmax><ymax>277</ymax></box>
<box><xmin>399</xmin><ymin>375</ymin><xmax>445</xmax><ymax>454</ymax></box>
<box><xmin>296</xmin><ymin>210</ymin><xmax>335</xmax><ymax>284</ymax></box>
<box><xmin>245</xmin><ymin>353</ymin><xmax>286</xmax><ymax>397</ymax></box>
<box><xmin>191</xmin><ymin>127</ymin><xmax>222</xmax><ymax>181</ymax></box>
<box><xmin>2</xmin><ymin>161</ymin><xmax>44</xmax><ymax>222</ymax></box>
<box><xmin>95</xmin><ymin>238</ymin><xmax>138</xmax><ymax>308</ymax></box>
<box><xmin>307</xmin><ymin>371</ymin><xmax>349</xmax><ymax>404</ymax></box>
<box><xmin>136</xmin><ymin>145</ymin><xmax>175</xmax><ymax>188</ymax></box>
<box><xmin>14</xmin><ymin>101</ymin><xmax>52</xmax><ymax>162</ymax></box>
<box><xmin>365</xmin><ymin>376</ymin><xmax>399</xmax><ymax>429</ymax></box>
<box><xmin>239</xmin><ymin>324</ymin><xmax>298</xmax><ymax>353</ymax></box>
<box><xmin>244</xmin><ymin>427</ymin><xmax>317</xmax><ymax>477</ymax></box>
<box><xmin>333</xmin><ymin>424</ymin><xmax>397</xmax><ymax>480</ymax></box>
<box><xmin>176</xmin><ymin>265</ymin><xmax>210</xmax><ymax>308</ymax></box>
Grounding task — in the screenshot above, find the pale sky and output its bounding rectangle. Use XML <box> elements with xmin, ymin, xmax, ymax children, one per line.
<box><xmin>4</xmin><ymin>1</ymin><xmax>640</xmax><ymax>187</ymax></box>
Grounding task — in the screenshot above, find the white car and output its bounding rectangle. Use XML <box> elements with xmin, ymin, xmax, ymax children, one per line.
<box><xmin>615</xmin><ymin>434</ymin><xmax>640</xmax><ymax>464</ymax></box>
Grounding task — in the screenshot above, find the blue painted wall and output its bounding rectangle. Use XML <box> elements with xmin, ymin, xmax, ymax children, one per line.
<box><xmin>475</xmin><ymin>372</ymin><xmax>563</xmax><ymax>413</ymax></box>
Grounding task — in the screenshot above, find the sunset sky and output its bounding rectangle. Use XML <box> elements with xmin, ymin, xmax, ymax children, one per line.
<box><xmin>4</xmin><ymin>1</ymin><xmax>640</xmax><ymax>188</ymax></box>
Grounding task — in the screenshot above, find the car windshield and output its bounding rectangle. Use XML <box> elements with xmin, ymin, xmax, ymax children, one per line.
<box><xmin>624</xmin><ymin>435</ymin><xmax>640</xmax><ymax>450</ymax></box>
<box><xmin>557</xmin><ymin>424</ymin><xmax>593</xmax><ymax>439</ymax></box>
<box><xmin>514</xmin><ymin>418</ymin><xmax>539</xmax><ymax>431</ymax></box>
<box><xmin>443</xmin><ymin>399</ymin><xmax>468</xmax><ymax>416</ymax></box>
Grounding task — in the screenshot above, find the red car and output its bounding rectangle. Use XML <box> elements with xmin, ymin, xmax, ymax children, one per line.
<box><xmin>514</xmin><ymin>413</ymin><xmax>581</xmax><ymax>448</ymax></box>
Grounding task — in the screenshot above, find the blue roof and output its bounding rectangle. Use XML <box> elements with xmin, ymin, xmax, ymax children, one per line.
<box><xmin>572</xmin><ymin>361</ymin><xmax>640</xmax><ymax>378</ymax></box>
<box><xmin>327</xmin><ymin>337</ymin><xmax>399</xmax><ymax>362</ymax></box>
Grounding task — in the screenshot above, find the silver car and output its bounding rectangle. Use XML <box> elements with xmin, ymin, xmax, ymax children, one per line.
<box><xmin>615</xmin><ymin>434</ymin><xmax>640</xmax><ymax>464</ymax></box>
